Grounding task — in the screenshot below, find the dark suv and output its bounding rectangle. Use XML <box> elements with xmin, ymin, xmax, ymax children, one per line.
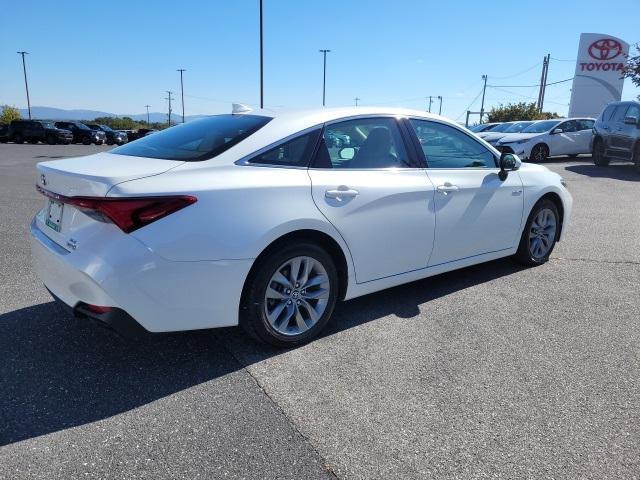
<box><xmin>592</xmin><ymin>101</ymin><xmax>640</xmax><ymax>171</ymax></box>
<box><xmin>54</xmin><ymin>121</ymin><xmax>106</xmax><ymax>145</ymax></box>
<box><xmin>8</xmin><ymin>120</ymin><xmax>73</xmax><ymax>145</ymax></box>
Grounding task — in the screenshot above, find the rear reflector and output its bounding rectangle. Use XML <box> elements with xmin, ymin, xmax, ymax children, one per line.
<box><xmin>37</xmin><ymin>185</ymin><xmax>197</xmax><ymax>233</ymax></box>
<box><xmin>84</xmin><ymin>304</ymin><xmax>113</xmax><ymax>314</ymax></box>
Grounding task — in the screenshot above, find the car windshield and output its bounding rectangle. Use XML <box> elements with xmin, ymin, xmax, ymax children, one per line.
<box><xmin>470</xmin><ymin>124</ymin><xmax>496</xmax><ymax>132</ymax></box>
<box><xmin>75</xmin><ymin>123</ymin><xmax>91</xmax><ymax>130</ymax></box>
<box><xmin>485</xmin><ymin>123</ymin><xmax>513</xmax><ymax>133</ymax></box>
<box><xmin>100</xmin><ymin>124</ymin><xmax>114</xmax><ymax>132</ymax></box>
<box><xmin>503</xmin><ymin>122</ymin><xmax>533</xmax><ymax>133</ymax></box>
<box><xmin>522</xmin><ymin>120</ymin><xmax>561</xmax><ymax>133</ymax></box>
<box><xmin>111</xmin><ymin>114</ymin><xmax>272</xmax><ymax>161</ymax></box>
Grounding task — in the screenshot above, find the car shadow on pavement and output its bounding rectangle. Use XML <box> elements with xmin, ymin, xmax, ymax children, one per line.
<box><xmin>564</xmin><ymin>163</ymin><xmax>640</xmax><ymax>181</ymax></box>
<box><xmin>1</xmin><ymin>258</ymin><xmax>526</xmax><ymax>446</ymax></box>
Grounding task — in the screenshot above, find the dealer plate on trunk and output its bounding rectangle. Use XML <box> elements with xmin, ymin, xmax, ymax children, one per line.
<box><xmin>46</xmin><ymin>199</ymin><xmax>64</xmax><ymax>232</ymax></box>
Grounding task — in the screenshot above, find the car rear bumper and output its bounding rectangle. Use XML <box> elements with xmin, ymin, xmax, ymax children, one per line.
<box><xmin>30</xmin><ymin>217</ymin><xmax>254</xmax><ymax>333</ymax></box>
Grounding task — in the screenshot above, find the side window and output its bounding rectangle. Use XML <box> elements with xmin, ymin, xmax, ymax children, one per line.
<box><xmin>317</xmin><ymin>118</ymin><xmax>412</xmax><ymax>169</ymax></box>
<box><xmin>559</xmin><ymin>120</ymin><xmax>577</xmax><ymax>133</ymax></box>
<box><xmin>578</xmin><ymin>119</ymin><xmax>594</xmax><ymax>131</ymax></box>
<box><xmin>611</xmin><ymin>105</ymin><xmax>627</xmax><ymax>123</ymax></box>
<box><xmin>249</xmin><ymin>129</ymin><xmax>320</xmax><ymax>167</ymax></box>
<box><xmin>626</xmin><ymin>105</ymin><xmax>640</xmax><ymax>120</ymax></box>
<box><xmin>409</xmin><ymin>119</ymin><xmax>496</xmax><ymax>168</ymax></box>
<box><xmin>601</xmin><ymin>106</ymin><xmax>614</xmax><ymax>121</ymax></box>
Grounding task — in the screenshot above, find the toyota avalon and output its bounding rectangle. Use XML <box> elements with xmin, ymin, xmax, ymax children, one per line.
<box><xmin>31</xmin><ymin>106</ymin><xmax>572</xmax><ymax>346</ymax></box>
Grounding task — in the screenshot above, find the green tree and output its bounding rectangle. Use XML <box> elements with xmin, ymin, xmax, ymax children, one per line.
<box><xmin>623</xmin><ymin>44</ymin><xmax>640</xmax><ymax>100</ymax></box>
<box><xmin>486</xmin><ymin>102</ymin><xmax>558</xmax><ymax>123</ymax></box>
<box><xmin>0</xmin><ymin>105</ymin><xmax>21</xmax><ymax>125</ymax></box>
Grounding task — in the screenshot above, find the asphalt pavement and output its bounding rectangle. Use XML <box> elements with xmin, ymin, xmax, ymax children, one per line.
<box><xmin>0</xmin><ymin>143</ymin><xmax>638</xmax><ymax>479</ymax></box>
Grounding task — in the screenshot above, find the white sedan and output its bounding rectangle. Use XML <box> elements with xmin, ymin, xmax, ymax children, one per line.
<box><xmin>30</xmin><ymin>107</ymin><xmax>572</xmax><ymax>346</ymax></box>
<box><xmin>496</xmin><ymin>118</ymin><xmax>595</xmax><ymax>161</ymax></box>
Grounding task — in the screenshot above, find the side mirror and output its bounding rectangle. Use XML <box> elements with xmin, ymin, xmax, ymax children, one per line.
<box><xmin>624</xmin><ymin>116</ymin><xmax>639</xmax><ymax>125</ymax></box>
<box><xmin>338</xmin><ymin>147</ymin><xmax>355</xmax><ymax>160</ymax></box>
<box><xmin>498</xmin><ymin>153</ymin><xmax>519</xmax><ymax>181</ymax></box>
<box><xmin>551</xmin><ymin>127</ymin><xmax>563</xmax><ymax>134</ymax></box>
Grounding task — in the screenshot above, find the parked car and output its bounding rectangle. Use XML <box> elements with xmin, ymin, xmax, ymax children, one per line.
<box><xmin>31</xmin><ymin>107</ymin><xmax>571</xmax><ymax>347</ymax></box>
<box><xmin>127</xmin><ymin>128</ymin><xmax>158</xmax><ymax>141</ymax></box>
<box><xmin>592</xmin><ymin>101</ymin><xmax>640</xmax><ymax>171</ymax></box>
<box><xmin>0</xmin><ymin>124</ymin><xmax>9</xmax><ymax>143</ymax></box>
<box><xmin>469</xmin><ymin>122</ymin><xmax>502</xmax><ymax>133</ymax></box>
<box><xmin>480</xmin><ymin>121</ymin><xmax>535</xmax><ymax>146</ymax></box>
<box><xmin>496</xmin><ymin>118</ymin><xmax>595</xmax><ymax>161</ymax></box>
<box><xmin>8</xmin><ymin>120</ymin><xmax>73</xmax><ymax>145</ymax></box>
<box><xmin>54</xmin><ymin>121</ymin><xmax>106</xmax><ymax>145</ymax></box>
<box><xmin>86</xmin><ymin>124</ymin><xmax>128</xmax><ymax>145</ymax></box>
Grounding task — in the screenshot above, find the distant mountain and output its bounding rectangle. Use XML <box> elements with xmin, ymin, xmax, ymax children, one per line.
<box><xmin>18</xmin><ymin>106</ymin><xmax>208</xmax><ymax>123</ymax></box>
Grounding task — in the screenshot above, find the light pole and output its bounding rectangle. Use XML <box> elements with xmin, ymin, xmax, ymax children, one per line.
<box><xmin>144</xmin><ymin>105</ymin><xmax>151</xmax><ymax>126</ymax></box>
<box><xmin>354</xmin><ymin>97</ymin><xmax>360</xmax><ymax>107</ymax></box>
<box><xmin>427</xmin><ymin>96</ymin><xmax>433</xmax><ymax>113</ymax></box>
<box><xmin>259</xmin><ymin>0</ymin><xmax>264</xmax><ymax>109</ymax></box>
<box><xmin>437</xmin><ymin>95</ymin><xmax>442</xmax><ymax>115</ymax></box>
<box><xmin>165</xmin><ymin>91</ymin><xmax>174</xmax><ymax>127</ymax></box>
<box><xmin>479</xmin><ymin>74</ymin><xmax>488</xmax><ymax>124</ymax></box>
<box><xmin>177</xmin><ymin>69</ymin><xmax>186</xmax><ymax>123</ymax></box>
<box><xmin>17</xmin><ymin>51</ymin><xmax>31</xmax><ymax>119</ymax></box>
<box><xmin>319</xmin><ymin>49</ymin><xmax>331</xmax><ymax>106</ymax></box>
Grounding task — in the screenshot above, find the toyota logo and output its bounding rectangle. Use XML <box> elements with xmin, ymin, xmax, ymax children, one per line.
<box><xmin>588</xmin><ymin>38</ymin><xmax>622</xmax><ymax>61</ymax></box>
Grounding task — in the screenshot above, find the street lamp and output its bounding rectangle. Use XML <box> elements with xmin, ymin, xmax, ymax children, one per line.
<box><xmin>17</xmin><ymin>51</ymin><xmax>31</xmax><ymax>120</ymax></box>
<box><xmin>319</xmin><ymin>49</ymin><xmax>331</xmax><ymax>106</ymax></box>
<box><xmin>144</xmin><ymin>105</ymin><xmax>151</xmax><ymax>126</ymax></box>
<box><xmin>437</xmin><ymin>95</ymin><xmax>443</xmax><ymax>115</ymax></box>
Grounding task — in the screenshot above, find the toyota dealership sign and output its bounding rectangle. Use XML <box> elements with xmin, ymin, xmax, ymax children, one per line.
<box><xmin>568</xmin><ymin>33</ymin><xmax>629</xmax><ymax>117</ymax></box>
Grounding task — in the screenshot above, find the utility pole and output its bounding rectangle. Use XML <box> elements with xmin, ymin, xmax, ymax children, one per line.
<box><xmin>479</xmin><ymin>75</ymin><xmax>488</xmax><ymax>124</ymax></box>
<box><xmin>177</xmin><ymin>69</ymin><xmax>186</xmax><ymax>123</ymax></box>
<box><xmin>538</xmin><ymin>54</ymin><xmax>550</xmax><ymax>113</ymax></box>
<box><xmin>319</xmin><ymin>49</ymin><xmax>331</xmax><ymax>106</ymax></box>
<box><xmin>259</xmin><ymin>0</ymin><xmax>264</xmax><ymax>109</ymax></box>
<box><xmin>165</xmin><ymin>91</ymin><xmax>174</xmax><ymax>127</ymax></box>
<box><xmin>437</xmin><ymin>95</ymin><xmax>443</xmax><ymax>115</ymax></box>
<box><xmin>17</xmin><ymin>51</ymin><xmax>31</xmax><ymax>119</ymax></box>
<box><xmin>427</xmin><ymin>96</ymin><xmax>433</xmax><ymax>112</ymax></box>
<box><xmin>144</xmin><ymin>105</ymin><xmax>151</xmax><ymax>126</ymax></box>
<box><xmin>354</xmin><ymin>97</ymin><xmax>360</xmax><ymax>107</ymax></box>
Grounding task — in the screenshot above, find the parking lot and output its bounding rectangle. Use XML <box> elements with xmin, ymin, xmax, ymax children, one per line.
<box><xmin>0</xmin><ymin>143</ymin><xmax>638</xmax><ymax>479</ymax></box>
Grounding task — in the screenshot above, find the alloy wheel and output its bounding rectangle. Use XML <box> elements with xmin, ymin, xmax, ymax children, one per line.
<box><xmin>532</xmin><ymin>145</ymin><xmax>547</xmax><ymax>162</ymax></box>
<box><xmin>529</xmin><ymin>208</ymin><xmax>557</xmax><ymax>259</ymax></box>
<box><xmin>264</xmin><ymin>256</ymin><xmax>330</xmax><ymax>336</ymax></box>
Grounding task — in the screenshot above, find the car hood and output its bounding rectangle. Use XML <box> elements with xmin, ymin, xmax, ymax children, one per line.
<box><xmin>497</xmin><ymin>133</ymin><xmax>542</xmax><ymax>144</ymax></box>
<box><xmin>481</xmin><ymin>132</ymin><xmax>511</xmax><ymax>142</ymax></box>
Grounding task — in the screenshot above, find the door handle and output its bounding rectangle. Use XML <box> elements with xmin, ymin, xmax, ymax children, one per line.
<box><xmin>325</xmin><ymin>187</ymin><xmax>359</xmax><ymax>200</ymax></box>
<box><xmin>436</xmin><ymin>183</ymin><xmax>459</xmax><ymax>195</ymax></box>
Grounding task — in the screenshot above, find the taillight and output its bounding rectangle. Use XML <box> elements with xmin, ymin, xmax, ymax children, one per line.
<box><xmin>37</xmin><ymin>185</ymin><xmax>197</xmax><ymax>233</ymax></box>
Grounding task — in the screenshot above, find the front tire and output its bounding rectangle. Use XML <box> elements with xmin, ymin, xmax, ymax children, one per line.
<box><xmin>530</xmin><ymin>143</ymin><xmax>549</xmax><ymax>162</ymax></box>
<box><xmin>240</xmin><ymin>243</ymin><xmax>339</xmax><ymax>347</ymax></box>
<box><xmin>515</xmin><ymin>199</ymin><xmax>560</xmax><ymax>266</ymax></box>
<box><xmin>593</xmin><ymin>139</ymin><xmax>610</xmax><ymax>166</ymax></box>
<box><xmin>46</xmin><ymin>135</ymin><xmax>57</xmax><ymax>145</ymax></box>
<box><xmin>82</xmin><ymin>137</ymin><xmax>91</xmax><ymax>145</ymax></box>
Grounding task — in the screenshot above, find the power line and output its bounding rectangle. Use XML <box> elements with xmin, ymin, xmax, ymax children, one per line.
<box><xmin>550</xmin><ymin>57</ymin><xmax>576</xmax><ymax>62</ymax></box>
<box><xmin>490</xmin><ymin>62</ymin><xmax>542</xmax><ymax>80</ymax></box>
<box><xmin>455</xmin><ymin>86</ymin><xmax>484</xmax><ymax>121</ymax></box>
<box><xmin>487</xmin><ymin>77</ymin><xmax>574</xmax><ymax>88</ymax></box>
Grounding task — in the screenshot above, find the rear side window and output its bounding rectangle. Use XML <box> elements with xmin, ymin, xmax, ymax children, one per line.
<box><xmin>610</xmin><ymin>105</ymin><xmax>628</xmax><ymax>123</ymax></box>
<box><xmin>600</xmin><ymin>105</ymin><xmax>615</xmax><ymax>121</ymax></box>
<box><xmin>249</xmin><ymin>129</ymin><xmax>321</xmax><ymax>167</ymax></box>
<box><xmin>626</xmin><ymin>104</ymin><xmax>640</xmax><ymax>120</ymax></box>
<box><xmin>111</xmin><ymin>114</ymin><xmax>272</xmax><ymax>161</ymax></box>
<box><xmin>410</xmin><ymin>119</ymin><xmax>496</xmax><ymax>168</ymax></box>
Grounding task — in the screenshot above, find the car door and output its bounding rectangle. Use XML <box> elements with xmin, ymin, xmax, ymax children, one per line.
<box><xmin>308</xmin><ymin>116</ymin><xmax>436</xmax><ymax>283</ymax></box>
<box><xmin>608</xmin><ymin>105</ymin><xmax>630</xmax><ymax>157</ymax></box>
<box><xmin>548</xmin><ymin>120</ymin><xmax>579</xmax><ymax>156</ymax></box>
<box><xmin>619</xmin><ymin>104</ymin><xmax>640</xmax><ymax>155</ymax></box>
<box><xmin>575</xmin><ymin>119</ymin><xmax>595</xmax><ymax>154</ymax></box>
<box><xmin>407</xmin><ymin>118</ymin><xmax>524</xmax><ymax>266</ymax></box>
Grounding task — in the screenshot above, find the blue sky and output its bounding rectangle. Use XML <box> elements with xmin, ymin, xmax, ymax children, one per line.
<box><xmin>1</xmin><ymin>0</ymin><xmax>639</xmax><ymax>121</ymax></box>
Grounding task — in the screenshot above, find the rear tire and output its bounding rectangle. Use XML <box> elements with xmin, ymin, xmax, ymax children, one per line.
<box><xmin>240</xmin><ymin>242</ymin><xmax>339</xmax><ymax>347</ymax></box>
<box><xmin>530</xmin><ymin>143</ymin><xmax>549</xmax><ymax>162</ymax></box>
<box><xmin>514</xmin><ymin>199</ymin><xmax>560</xmax><ymax>266</ymax></box>
<box><xmin>12</xmin><ymin>133</ymin><xmax>24</xmax><ymax>144</ymax></box>
<box><xmin>46</xmin><ymin>135</ymin><xmax>57</xmax><ymax>145</ymax></box>
<box><xmin>593</xmin><ymin>139</ymin><xmax>610</xmax><ymax>166</ymax></box>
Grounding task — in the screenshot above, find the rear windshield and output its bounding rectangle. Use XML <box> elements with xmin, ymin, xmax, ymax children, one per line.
<box><xmin>111</xmin><ymin>114</ymin><xmax>272</xmax><ymax>161</ymax></box>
